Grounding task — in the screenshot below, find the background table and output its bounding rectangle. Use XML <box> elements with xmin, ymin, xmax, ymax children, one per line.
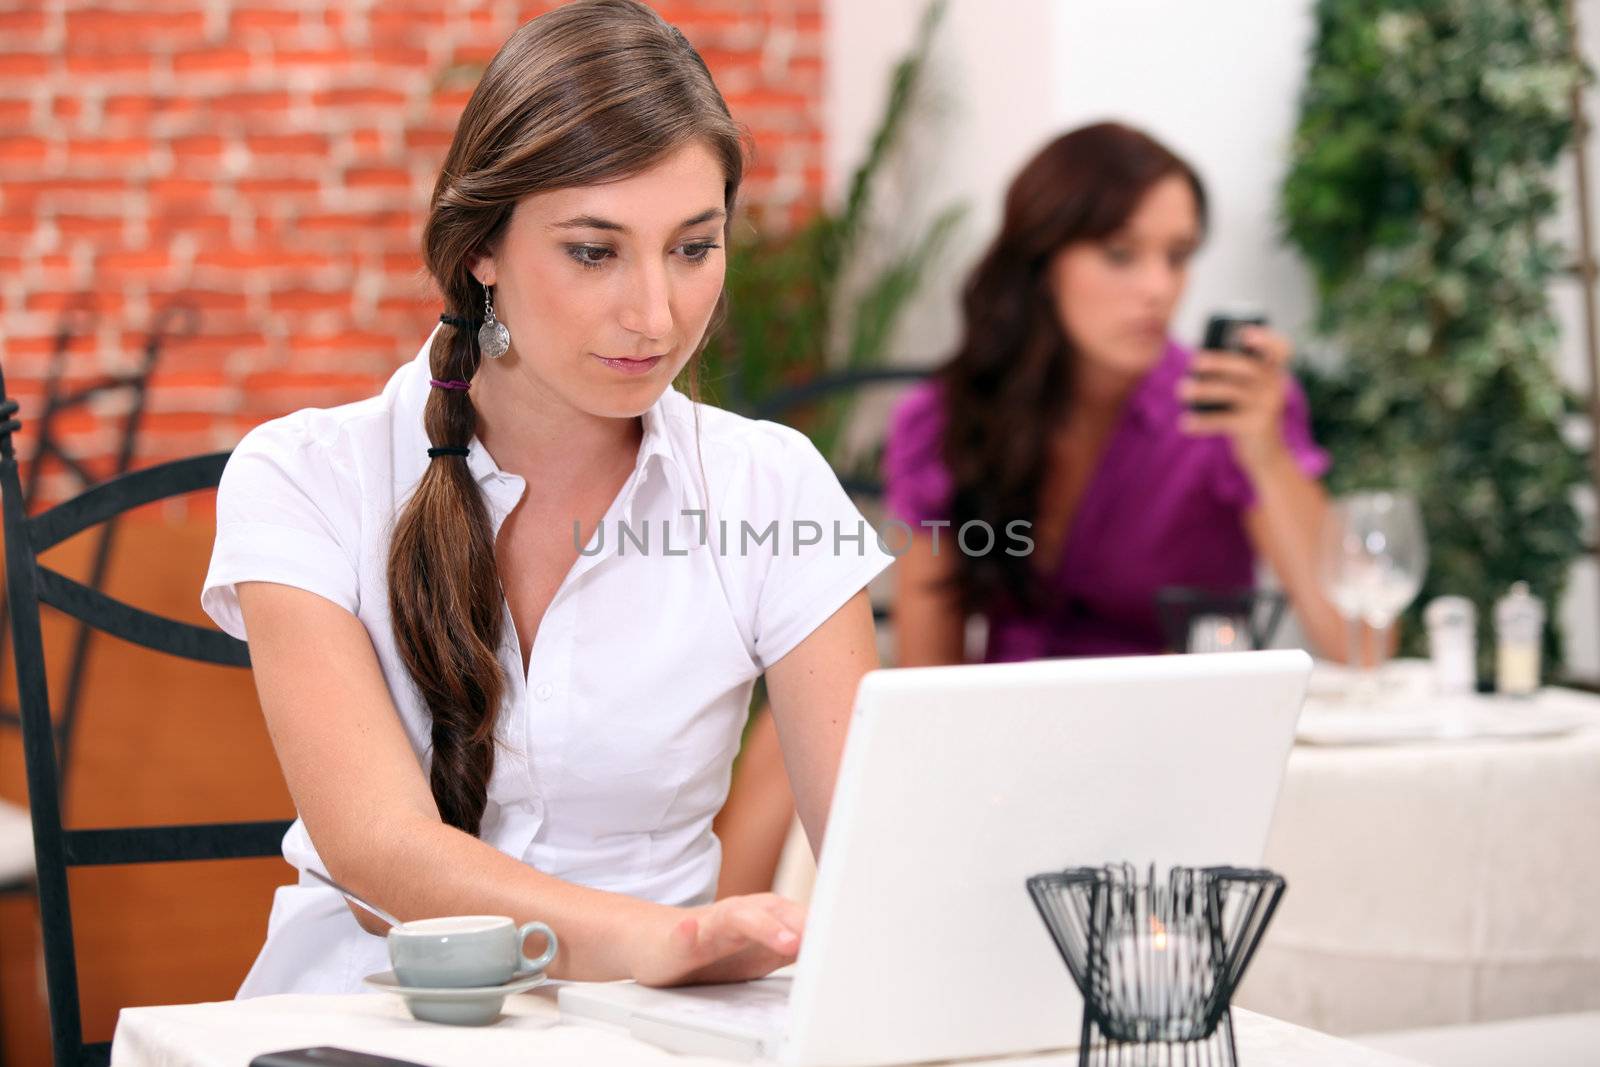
<box><xmin>110</xmin><ymin>985</ymin><xmax>1426</xmax><ymax>1067</ymax></box>
<box><xmin>1235</xmin><ymin>670</ymin><xmax>1600</xmax><ymax>1035</ymax></box>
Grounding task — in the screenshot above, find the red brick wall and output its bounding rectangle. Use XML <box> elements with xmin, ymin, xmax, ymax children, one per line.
<box><xmin>0</xmin><ymin>1</ymin><xmax>825</xmax><ymax>500</ymax></box>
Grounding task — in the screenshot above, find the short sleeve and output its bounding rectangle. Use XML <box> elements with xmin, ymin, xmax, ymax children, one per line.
<box><xmin>201</xmin><ymin>418</ymin><xmax>361</xmax><ymax>641</ymax></box>
<box><xmin>730</xmin><ymin>423</ymin><xmax>895</xmax><ymax>670</ymax></box>
<box><xmin>882</xmin><ymin>379</ymin><xmax>954</xmax><ymax>526</ymax></box>
<box><xmin>1211</xmin><ymin>374</ymin><xmax>1333</xmax><ymax>509</ymax></box>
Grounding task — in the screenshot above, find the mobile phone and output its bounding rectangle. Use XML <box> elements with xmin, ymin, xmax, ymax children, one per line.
<box><xmin>250</xmin><ymin>1049</ymin><xmax>432</xmax><ymax>1067</ymax></box>
<box><xmin>1190</xmin><ymin>310</ymin><xmax>1267</xmax><ymax>414</ymax></box>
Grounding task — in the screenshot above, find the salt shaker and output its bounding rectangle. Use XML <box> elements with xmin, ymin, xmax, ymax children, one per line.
<box><xmin>1424</xmin><ymin>596</ymin><xmax>1477</xmax><ymax>696</ymax></box>
<box><xmin>1494</xmin><ymin>582</ymin><xmax>1545</xmax><ymax>697</ymax></box>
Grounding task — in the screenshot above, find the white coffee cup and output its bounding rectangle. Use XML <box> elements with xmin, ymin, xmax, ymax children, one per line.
<box><xmin>387</xmin><ymin>915</ymin><xmax>558</xmax><ymax>988</ymax></box>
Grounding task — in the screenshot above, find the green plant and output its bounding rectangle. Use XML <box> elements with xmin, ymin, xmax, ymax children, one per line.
<box><xmin>1282</xmin><ymin>0</ymin><xmax>1589</xmax><ymax>675</ymax></box>
<box><xmin>695</xmin><ymin>0</ymin><xmax>964</xmax><ymax>462</ymax></box>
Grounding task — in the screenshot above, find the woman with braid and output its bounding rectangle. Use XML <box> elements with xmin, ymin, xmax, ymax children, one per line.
<box><xmin>202</xmin><ymin>0</ymin><xmax>889</xmax><ymax>995</ymax></box>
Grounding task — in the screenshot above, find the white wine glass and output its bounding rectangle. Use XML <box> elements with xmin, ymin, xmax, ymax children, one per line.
<box><xmin>1319</xmin><ymin>491</ymin><xmax>1429</xmax><ymax>702</ymax></box>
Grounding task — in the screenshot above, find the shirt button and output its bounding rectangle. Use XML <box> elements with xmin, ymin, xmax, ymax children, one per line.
<box><xmin>534</xmin><ymin>683</ymin><xmax>553</xmax><ymax>701</ymax></box>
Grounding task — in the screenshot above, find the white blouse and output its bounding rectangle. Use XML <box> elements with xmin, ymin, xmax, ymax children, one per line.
<box><xmin>202</xmin><ymin>328</ymin><xmax>894</xmax><ymax>996</ymax></box>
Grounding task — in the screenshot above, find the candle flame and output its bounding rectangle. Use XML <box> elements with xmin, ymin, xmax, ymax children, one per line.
<box><xmin>1150</xmin><ymin>915</ymin><xmax>1168</xmax><ymax>952</ymax></box>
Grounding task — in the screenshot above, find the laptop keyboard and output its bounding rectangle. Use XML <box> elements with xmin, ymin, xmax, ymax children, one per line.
<box><xmin>647</xmin><ymin>978</ymin><xmax>792</xmax><ymax>1035</ymax></box>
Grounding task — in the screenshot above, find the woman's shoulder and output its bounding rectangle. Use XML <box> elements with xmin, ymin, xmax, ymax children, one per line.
<box><xmin>223</xmin><ymin>369</ymin><xmax>408</xmax><ymax>506</ymax></box>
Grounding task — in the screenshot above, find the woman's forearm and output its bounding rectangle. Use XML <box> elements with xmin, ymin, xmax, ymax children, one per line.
<box><xmin>325</xmin><ymin>808</ymin><xmax>661</xmax><ymax>981</ymax></box>
<box><xmin>1240</xmin><ymin>446</ymin><xmax>1352</xmax><ymax>661</ymax></box>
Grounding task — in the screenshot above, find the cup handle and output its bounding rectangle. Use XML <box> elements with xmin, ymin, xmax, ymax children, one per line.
<box><xmin>517</xmin><ymin>921</ymin><xmax>558</xmax><ymax>972</ymax></box>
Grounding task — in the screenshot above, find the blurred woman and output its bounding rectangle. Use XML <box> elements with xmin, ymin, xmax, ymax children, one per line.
<box><xmin>888</xmin><ymin>121</ymin><xmax>1344</xmax><ymax>665</ymax></box>
<box><xmin>715</xmin><ymin>122</ymin><xmax>1347</xmax><ymax>899</ymax></box>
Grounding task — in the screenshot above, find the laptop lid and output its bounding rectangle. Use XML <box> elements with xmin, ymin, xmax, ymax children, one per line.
<box><xmin>781</xmin><ymin>650</ymin><xmax>1310</xmax><ymax>1066</ymax></box>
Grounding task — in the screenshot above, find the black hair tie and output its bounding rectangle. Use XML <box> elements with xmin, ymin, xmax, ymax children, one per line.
<box><xmin>440</xmin><ymin>313</ymin><xmax>482</xmax><ymax>329</ymax></box>
<box><xmin>427</xmin><ymin>445</ymin><xmax>470</xmax><ymax>459</ymax></box>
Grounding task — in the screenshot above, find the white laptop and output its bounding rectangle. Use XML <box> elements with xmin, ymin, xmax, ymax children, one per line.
<box><xmin>558</xmin><ymin>650</ymin><xmax>1311</xmax><ymax>1066</ymax></box>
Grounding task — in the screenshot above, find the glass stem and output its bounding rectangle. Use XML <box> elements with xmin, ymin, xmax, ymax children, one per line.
<box><xmin>1355</xmin><ymin>620</ymin><xmax>1391</xmax><ymax>706</ymax></box>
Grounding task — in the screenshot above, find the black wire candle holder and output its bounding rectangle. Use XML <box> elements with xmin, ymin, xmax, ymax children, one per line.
<box><xmin>1026</xmin><ymin>863</ymin><xmax>1286</xmax><ymax>1067</ymax></box>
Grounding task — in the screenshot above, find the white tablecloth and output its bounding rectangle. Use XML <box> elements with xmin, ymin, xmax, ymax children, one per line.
<box><xmin>1235</xmin><ymin>671</ymin><xmax>1600</xmax><ymax>1035</ymax></box>
<box><xmin>110</xmin><ymin>985</ymin><xmax>1425</xmax><ymax>1067</ymax></box>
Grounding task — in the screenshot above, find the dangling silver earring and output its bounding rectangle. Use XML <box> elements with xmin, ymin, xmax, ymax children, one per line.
<box><xmin>478</xmin><ymin>285</ymin><xmax>511</xmax><ymax>360</ymax></box>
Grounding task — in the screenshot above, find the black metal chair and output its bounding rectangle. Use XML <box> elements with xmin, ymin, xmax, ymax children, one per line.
<box><xmin>0</xmin><ymin>299</ymin><xmax>193</xmax><ymax>800</ymax></box>
<box><xmin>0</xmin><ymin>365</ymin><xmax>293</xmax><ymax>1066</ymax></box>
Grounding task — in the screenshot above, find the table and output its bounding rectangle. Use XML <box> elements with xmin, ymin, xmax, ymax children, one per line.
<box><xmin>110</xmin><ymin>984</ymin><xmax>1425</xmax><ymax>1067</ymax></box>
<box><xmin>1234</xmin><ymin>666</ymin><xmax>1600</xmax><ymax>1035</ymax></box>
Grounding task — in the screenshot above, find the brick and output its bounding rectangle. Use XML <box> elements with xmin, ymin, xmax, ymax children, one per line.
<box><xmin>0</xmin><ymin>136</ymin><xmax>48</xmax><ymax>163</ymax></box>
<box><xmin>103</xmin><ymin>95</ymin><xmax>198</xmax><ymax>120</ymax></box>
<box><xmin>377</xmin><ymin>294</ymin><xmax>435</xmax><ymax>316</ymax></box>
<box><xmin>271</xmin><ymin>49</ymin><xmax>347</xmax><ymax>69</ymax></box>
<box><xmin>403</xmin><ymin>128</ymin><xmax>454</xmax><ymax>151</ymax></box>
<box><xmin>234</xmin><ymin>176</ymin><xmax>320</xmax><ymax>197</ymax></box>
<box><xmin>267</xmin><ymin>289</ymin><xmax>352</xmax><ymax>312</ymax></box>
<box><xmin>64</xmin><ymin>53</ymin><xmax>154</xmax><ymax>76</ymax></box>
<box><xmin>0</xmin><ymin>11</ymin><xmax>45</xmax><ymax>38</ymax></box>
<box><xmin>66</xmin><ymin>9</ymin><xmax>207</xmax><ymax>48</ymax></box>
<box><xmin>172</xmin><ymin>49</ymin><xmax>255</xmax><ymax>75</ymax></box>
<box><xmin>381</xmin><ymin>251</ymin><xmax>423</xmax><ymax>273</ymax></box>
<box><xmin>170</xmin><ymin>134</ymin><xmax>226</xmax><ymax>158</ymax></box>
<box><xmin>148</xmin><ymin>179</ymin><xmax>216</xmax><ymax>208</ymax></box>
<box><xmin>230</xmin><ymin>8</ymin><xmax>302</xmax><ymax>34</ymax></box>
<box><xmin>54</xmin><ymin>215</ymin><xmax>126</xmax><ymax>238</ymax></box>
<box><xmin>245</xmin><ymin>133</ymin><xmax>328</xmax><ymax>156</ymax></box>
<box><xmin>67</xmin><ymin>137</ymin><xmax>155</xmax><ymax>163</ymax></box>
<box><xmin>194</xmin><ymin>249</ymin><xmax>332</xmax><ymax>271</ymax></box>
<box><xmin>147</xmin><ymin>214</ymin><xmax>233</xmax><ymax>240</ymax></box>
<box><xmin>293</xmin><ymin>331</ymin><xmax>401</xmax><ymax>356</ymax></box>
<box><xmin>207</xmin><ymin>91</ymin><xmax>292</xmax><ymax>117</ymax></box>
<box><xmin>0</xmin><ymin>53</ymin><xmax>50</xmax><ymax>78</ymax></box>
<box><xmin>369</xmin><ymin>8</ymin><xmax>449</xmax><ymax>37</ymax></box>
<box><xmin>51</xmin><ymin>97</ymin><xmax>83</xmax><ymax>121</ymax></box>
<box><xmin>344</xmin><ymin>167</ymin><xmax>410</xmax><ymax>190</ymax></box>
<box><xmin>148</xmin><ymin>370</ymin><xmax>231</xmax><ymax>390</ymax></box>
<box><xmin>26</xmin><ymin>290</ymin><xmax>126</xmax><ymax>314</ymax></box>
<box><xmin>143</xmin><ymin>290</ymin><xmax>248</xmax><ymax>313</ymax></box>
<box><xmin>0</xmin><ymin>97</ymin><xmax>31</xmax><ymax>123</ymax></box>
<box><xmin>312</xmin><ymin>87</ymin><xmax>409</xmax><ymax>109</ymax></box>
<box><xmin>97</xmin><ymin>248</ymin><xmax>172</xmax><ymax>276</ymax></box>
<box><xmin>371</xmin><ymin>46</ymin><xmax>430</xmax><ymax>68</ymax></box>
<box><xmin>295</xmin><ymin>210</ymin><xmax>411</xmax><ymax>232</ymax></box>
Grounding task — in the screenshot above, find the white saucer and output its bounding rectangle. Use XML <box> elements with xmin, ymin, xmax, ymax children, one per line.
<box><xmin>364</xmin><ymin>969</ymin><xmax>547</xmax><ymax>1025</ymax></box>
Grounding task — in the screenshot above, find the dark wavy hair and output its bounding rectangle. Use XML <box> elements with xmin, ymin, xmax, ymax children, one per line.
<box><xmin>389</xmin><ymin>0</ymin><xmax>743</xmax><ymax>837</ymax></box>
<box><xmin>937</xmin><ymin>122</ymin><xmax>1206</xmax><ymax>616</ymax></box>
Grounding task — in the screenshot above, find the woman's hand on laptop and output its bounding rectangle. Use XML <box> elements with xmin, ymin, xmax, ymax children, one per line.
<box><xmin>630</xmin><ymin>892</ymin><xmax>806</xmax><ymax>987</ymax></box>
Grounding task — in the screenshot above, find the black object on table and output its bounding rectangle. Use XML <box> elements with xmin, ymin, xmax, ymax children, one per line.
<box><xmin>1154</xmin><ymin>586</ymin><xmax>1288</xmax><ymax>653</ymax></box>
<box><xmin>251</xmin><ymin>1050</ymin><xmax>435</xmax><ymax>1067</ymax></box>
<box><xmin>1027</xmin><ymin>863</ymin><xmax>1286</xmax><ymax>1067</ymax></box>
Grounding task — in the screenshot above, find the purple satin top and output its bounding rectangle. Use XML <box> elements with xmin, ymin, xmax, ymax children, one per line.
<box><xmin>883</xmin><ymin>340</ymin><xmax>1330</xmax><ymax>661</ymax></box>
